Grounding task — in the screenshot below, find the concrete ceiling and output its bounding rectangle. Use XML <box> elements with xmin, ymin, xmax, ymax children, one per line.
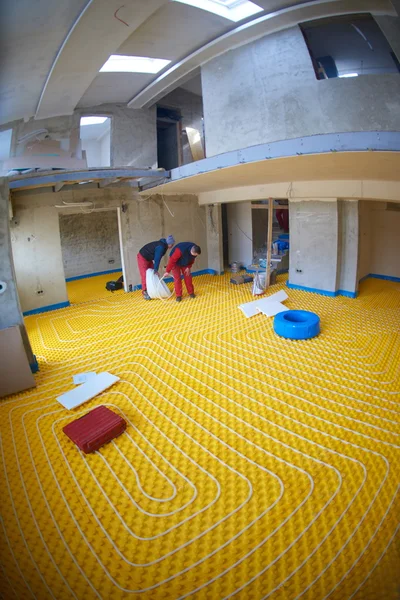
<box><xmin>0</xmin><ymin>0</ymin><xmax>397</xmax><ymax>126</ymax></box>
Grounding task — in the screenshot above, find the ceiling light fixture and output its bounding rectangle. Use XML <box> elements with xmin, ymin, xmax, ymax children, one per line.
<box><xmin>339</xmin><ymin>73</ymin><xmax>359</xmax><ymax>78</ymax></box>
<box><xmin>175</xmin><ymin>0</ymin><xmax>262</xmax><ymax>21</ymax></box>
<box><xmin>99</xmin><ymin>55</ymin><xmax>171</xmax><ymax>74</ymax></box>
<box><xmin>80</xmin><ymin>117</ymin><xmax>108</xmax><ymax>126</ymax></box>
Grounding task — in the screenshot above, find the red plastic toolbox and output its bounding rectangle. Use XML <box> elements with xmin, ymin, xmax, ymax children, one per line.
<box><xmin>63</xmin><ymin>406</ymin><xmax>126</xmax><ymax>454</ymax></box>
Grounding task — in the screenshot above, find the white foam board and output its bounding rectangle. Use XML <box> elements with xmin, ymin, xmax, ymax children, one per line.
<box><xmin>73</xmin><ymin>371</ymin><xmax>97</xmax><ymax>385</ymax></box>
<box><xmin>239</xmin><ymin>303</ymin><xmax>260</xmax><ymax>318</ymax></box>
<box><xmin>57</xmin><ymin>372</ymin><xmax>119</xmax><ymax>410</ymax></box>
<box><xmin>256</xmin><ymin>301</ymin><xmax>289</xmax><ymax>317</ymax></box>
<box><xmin>238</xmin><ymin>290</ymin><xmax>288</xmax><ymax>317</ymax></box>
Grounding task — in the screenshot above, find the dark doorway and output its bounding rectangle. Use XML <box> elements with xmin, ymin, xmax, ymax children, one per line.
<box><xmin>157</xmin><ymin>106</ymin><xmax>181</xmax><ymax>170</ymax></box>
<box><xmin>221</xmin><ymin>203</ymin><xmax>229</xmax><ymax>268</ymax></box>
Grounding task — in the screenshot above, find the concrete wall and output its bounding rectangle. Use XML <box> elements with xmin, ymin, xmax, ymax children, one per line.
<box><xmin>337</xmin><ymin>200</ymin><xmax>359</xmax><ymax>293</ymax></box>
<box><xmin>201</xmin><ymin>25</ymin><xmax>400</xmax><ymax>156</ymax></box>
<box><xmin>159</xmin><ymin>88</ymin><xmax>204</xmax><ymax>164</ymax></box>
<box><xmin>369</xmin><ymin>202</ymin><xmax>400</xmax><ymax>278</ymax></box>
<box><xmin>289</xmin><ymin>199</ymin><xmax>339</xmax><ymax>293</ymax></box>
<box><xmin>206</xmin><ymin>204</ymin><xmax>224</xmax><ymax>274</ymax></box>
<box><xmin>10</xmin><ymin>193</ymin><xmax>69</xmax><ymax>313</ymax></box>
<box><xmin>10</xmin><ymin>187</ymin><xmax>208</xmax><ymax>311</ymax></box>
<box><xmin>358</xmin><ymin>200</ymin><xmax>372</xmax><ymax>281</ymax></box>
<box><xmin>59</xmin><ymin>211</ymin><xmax>122</xmax><ymax>279</ymax></box>
<box><xmin>0</xmin><ymin>178</ymin><xmax>34</xmax><ymax>362</ymax></box>
<box><xmin>227</xmin><ymin>201</ymin><xmax>252</xmax><ymax>266</ymax></box>
<box><xmin>7</xmin><ymin>104</ymin><xmax>157</xmax><ymax>169</ymax></box>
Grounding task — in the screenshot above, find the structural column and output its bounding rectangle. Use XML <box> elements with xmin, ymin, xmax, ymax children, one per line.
<box><xmin>206</xmin><ymin>204</ymin><xmax>224</xmax><ymax>274</ymax></box>
<box><xmin>0</xmin><ymin>178</ymin><xmax>36</xmax><ymax>368</ymax></box>
<box><xmin>288</xmin><ymin>198</ymin><xmax>359</xmax><ymax>297</ymax></box>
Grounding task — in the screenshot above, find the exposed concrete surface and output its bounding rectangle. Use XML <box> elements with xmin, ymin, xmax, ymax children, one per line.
<box><xmin>370</xmin><ymin>201</ymin><xmax>400</xmax><ymax>278</ymax></box>
<box><xmin>358</xmin><ymin>200</ymin><xmax>373</xmax><ymax>281</ymax></box>
<box><xmin>337</xmin><ymin>200</ymin><xmax>359</xmax><ymax>293</ymax></box>
<box><xmin>0</xmin><ymin>178</ymin><xmax>34</xmax><ymax>361</ymax></box>
<box><xmin>206</xmin><ymin>204</ymin><xmax>224</xmax><ymax>274</ymax></box>
<box><xmin>227</xmin><ymin>201</ymin><xmax>253</xmax><ymax>266</ymax></box>
<box><xmin>0</xmin><ymin>0</ymin><xmax>88</xmax><ymax>125</ymax></box>
<box><xmin>375</xmin><ymin>15</ymin><xmax>400</xmax><ymax>62</ymax></box>
<box><xmin>10</xmin><ymin>194</ymin><xmax>69</xmax><ymax>313</ymax></box>
<box><xmin>159</xmin><ymin>88</ymin><xmax>204</xmax><ymax>165</ymax></box>
<box><xmin>202</xmin><ymin>26</ymin><xmax>400</xmax><ymax>156</ymax></box>
<box><xmin>59</xmin><ymin>211</ymin><xmax>122</xmax><ymax>278</ymax></box>
<box><xmin>76</xmin><ymin>104</ymin><xmax>157</xmax><ymax>168</ymax></box>
<box><xmin>10</xmin><ymin>187</ymin><xmax>208</xmax><ymax>311</ymax></box>
<box><xmin>289</xmin><ymin>200</ymin><xmax>339</xmax><ymax>292</ymax></box>
<box><xmin>6</xmin><ymin>104</ymin><xmax>157</xmax><ymax>170</ymax></box>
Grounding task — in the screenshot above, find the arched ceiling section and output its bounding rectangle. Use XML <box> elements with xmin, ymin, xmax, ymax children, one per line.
<box><xmin>77</xmin><ymin>1</ymin><xmax>231</xmax><ymax>107</ymax></box>
<box><xmin>35</xmin><ymin>0</ymin><xmax>169</xmax><ymax>120</ymax></box>
<box><xmin>0</xmin><ymin>0</ymin><xmax>89</xmax><ymax>125</ymax></box>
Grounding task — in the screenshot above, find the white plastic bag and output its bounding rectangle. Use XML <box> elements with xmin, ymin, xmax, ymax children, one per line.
<box><xmin>252</xmin><ymin>271</ymin><xmax>266</xmax><ymax>296</ymax></box>
<box><xmin>146</xmin><ymin>269</ymin><xmax>172</xmax><ymax>299</ymax></box>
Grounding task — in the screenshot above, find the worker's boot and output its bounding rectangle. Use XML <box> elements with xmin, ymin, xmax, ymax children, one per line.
<box><xmin>189</xmin><ymin>293</ymin><xmax>196</xmax><ymax>299</ymax></box>
<box><xmin>143</xmin><ymin>291</ymin><xmax>151</xmax><ymax>300</ymax></box>
<box><xmin>176</xmin><ymin>296</ymin><xmax>182</xmax><ymax>302</ymax></box>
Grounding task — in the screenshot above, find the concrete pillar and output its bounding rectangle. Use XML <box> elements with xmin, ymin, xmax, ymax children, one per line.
<box><xmin>206</xmin><ymin>204</ymin><xmax>224</xmax><ymax>274</ymax></box>
<box><xmin>288</xmin><ymin>198</ymin><xmax>360</xmax><ymax>297</ymax></box>
<box><xmin>288</xmin><ymin>199</ymin><xmax>339</xmax><ymax>294</ymax></box>
<box><xmin>0</xmin><ymin>178</ymin><xmax>35</xmax><ymax>366</ymax></box>
<box><xmin>337</xmin><ymin>200</ymin><xmax>359</xmax><ymax>295</ymax></box>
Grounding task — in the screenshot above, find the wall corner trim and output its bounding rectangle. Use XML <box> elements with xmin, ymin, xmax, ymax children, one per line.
<box><xmin>30</xmin><ymin>355</ymin><xmax>39</xmax><ymax>373</ymax></box>
<box><xmin>368</xmin><ymin>273</ymin><xmax>400</xmax><ymax>283</ymax></box>
<box><xmin>23</xmin><ymin>301</ymin><xmax>71</xmax><ymax>316</ymax></box>
<box><xmin>287</xmin><ymin>282</ymin><xmax>357</xmax><ymax>298</ymax></box>
<box><xmin>65</xmin><ymin>268</ymin><xmax>122</xmax><ymax>282</ymax></box>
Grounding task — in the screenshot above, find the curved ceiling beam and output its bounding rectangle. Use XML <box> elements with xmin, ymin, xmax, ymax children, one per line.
<box><xmin>128</xmin><ymin>0</ymin><xmax>396</xmax><ymax>109</ymax></box>
<box><xmin>35</xmin><ymin>0</ymin><xmax>168</xmax><ymax>120</ymax></box>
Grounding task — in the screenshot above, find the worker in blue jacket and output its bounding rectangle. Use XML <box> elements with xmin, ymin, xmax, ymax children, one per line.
<box><xmin>137</xmin><ymin>235</ymin><xmax>175</xmax><ymax>299</ymax></box>
<box><xmin>164</xmin><ymin>242</ymin><xmax>201</xmax><ymax>302</ymax></box>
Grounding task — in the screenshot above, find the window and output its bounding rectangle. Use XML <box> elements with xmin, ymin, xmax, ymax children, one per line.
<box><xmin>175</xmin><ymin>0</ymin><xmax>262</xmax><ymax>22</ymax></box>
<box><xmin>79</xmin><ymin>117</ymin><xmax>111</xmax><ymax>168</ymax></box>
<box><xmin>100</xmin><ymin>55</ymin><xmax>171</xmax><ymax>74</ymax></box>
<box><xmin>301</xmin><ymin>14</ymin><xmax>399</xmax><ymax>80</ymax></box>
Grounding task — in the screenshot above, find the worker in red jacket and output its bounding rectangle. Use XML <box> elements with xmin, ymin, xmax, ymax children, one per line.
<box><xmin>164</xmin><ymin>242</ymin><xmax>201</xmax><ymax>302</ymax></box>
<box><xmin>137</xmin><ymin>235</ymin><xmax>175</xmax><ymax>300</ymax></box>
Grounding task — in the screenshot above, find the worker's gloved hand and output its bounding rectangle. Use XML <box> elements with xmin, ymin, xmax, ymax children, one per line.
<box><xmin>163</xmin><ymin>271</ymin><xmax>170</xmax><ymax>278</ymax></box>
<box><xmin>154</xmin><ymin>271</ymin><xmax>159</xmax><ymax>277</ymax></box>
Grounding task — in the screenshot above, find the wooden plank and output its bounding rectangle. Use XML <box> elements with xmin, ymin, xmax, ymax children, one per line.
<box><xmin>57</xmin><ymin>372</ymin><xmax>120</xmax><ymax>410</ymax></box>
<box><xmin>266</xmin><ymin>197</ymin><xmax>273</xmax><ymax>291</ymax></box>
<box><xmin>186</xmin><ymin>127</ymin><xmax>205</xmax><ymax>162</ymax></box>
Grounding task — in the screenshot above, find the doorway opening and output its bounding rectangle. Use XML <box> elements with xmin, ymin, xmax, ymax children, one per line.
<box><xmin>59</xmin><ymin>208</ymin><xmax>126</xmax><ymax>304</ymax></box>
<box><xmin>156</xmin><ymin>106</ymin><xmax>182</xmax><ymax>170</ymax></box>
<box><xmin>79</xmin><ymin>116</ymin><xmax>111</xmax><ymax>168</ymax></box>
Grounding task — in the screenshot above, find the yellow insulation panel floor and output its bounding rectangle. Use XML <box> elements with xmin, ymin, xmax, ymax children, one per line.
<box><xmin>0</xmin><ymin>274</ymin><xmax>399</xmax><ymax>600</ymax></box>
<box><xmin>67</xmin><ymin>272</ymin><xmax>123</xmax><ymax>304</ymax></box>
